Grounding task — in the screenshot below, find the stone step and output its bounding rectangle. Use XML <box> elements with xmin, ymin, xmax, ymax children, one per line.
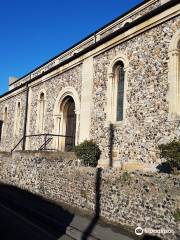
<box><xmin>0</xmin><ymin>151</ymin><xmax>11</xmax><ymax>158</ymax></box>
<box><xmin>12</xmin><ymin>150</ymin><xmax>76</xmax><ymax>159</ymax></box>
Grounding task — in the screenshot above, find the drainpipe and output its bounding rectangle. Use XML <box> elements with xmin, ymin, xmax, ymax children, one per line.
<box><xmin>22</xmin><ymin>82</ymin><xmax>29</xmax><ymax>150</ymax></box>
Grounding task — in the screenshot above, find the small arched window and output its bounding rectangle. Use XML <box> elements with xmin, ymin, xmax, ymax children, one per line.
<box><xmin>0</xmin><ymin>120</ymin><xmax>3</xmax><ymax>143</ymax></box>
<box><xmin>14</xmin><ymin>102</ymin><xmax>21</xmax><ymax>136</ymax></box>
<box><xmin>3</xmin><ymin>107</ymin><xmax>8</xmax><ymax>137</ymax></box>
<box><xmin>114</xmin><ymin>61</ymin><xmax>125</xmax><ymax>121</ymax></box>
<box><xmin>106</xmin><ymin>55</ymin><xmax>128</xmax><ymax>125</ymax></box>
<box><xmin>4</xmin><ymin>107</ymin><xmax>7</xmax><ymax>122</ymax></box>
<box><xmin>38</xmin><ymin>92</ymin><xmax>45</xmax><ymax>132</ymax></box>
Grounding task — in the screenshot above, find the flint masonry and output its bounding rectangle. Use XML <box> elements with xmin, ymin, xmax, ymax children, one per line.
<box><xmin>0</xmin><ymin>0</ymin><xmax>180</xmax><ymax>171</ymax></box>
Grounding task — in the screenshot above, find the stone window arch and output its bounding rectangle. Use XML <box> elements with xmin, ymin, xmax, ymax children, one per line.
<box><xmin>168</xmin><ymin>30</ymin><xmax>180</xmax><ymax>119</ymax></box>
<box><xmin>14</xmin><ymin>101</ymin><xmax>21</xmax><ymax>136</ymax></box>
<box><xmin>106</xmin><ymin>54</ymin><xmax>129</xmax><ymax>126</ymax></box>
<box><xmin>37</xmin><ymin>90</ymin><xmax>46</xmax><ymax>133</ymax></box>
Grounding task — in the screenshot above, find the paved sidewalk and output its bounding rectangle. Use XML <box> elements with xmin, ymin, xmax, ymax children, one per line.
<box><xmin>0</xmin><ymin>183</ymin><xmax>135</xmax><ymax>240</ymax></box>
<box><xmin>65</xmin><ymin>213</ymin><xmax>134</xmax><ymax>240</ymax></box>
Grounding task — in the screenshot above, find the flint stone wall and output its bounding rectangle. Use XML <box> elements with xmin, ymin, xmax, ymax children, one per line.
<box><xmin>0</xmin><ymin>92</ymin><xmax>26</xmax><ymax>151</ymax></box>
<box><xmin>27</xmin><ymin>64</ymin><xmax>82</xmax><ymax>150</ymax></box>
<box><xmin>0</xmin><ymin>64</ymin><xmax>82</xmax><ymax>152</ymax></box>
<box><xmin>90</xmin><ymin>16</ymin><xmax>180</xmax><ymax>166</ymax></box>
<box><xmin>0</xmin><ymin>151</ymin><xmax>179</xmax><ymax>240</ymax></box>
<box><xmin>0</xmin><ymin>10</ymin><xmax>180</xmax><ymax>169</ymax></box>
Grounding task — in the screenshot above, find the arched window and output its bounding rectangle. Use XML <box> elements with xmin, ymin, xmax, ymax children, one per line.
<box><xmin>37</xmin><ymin>92</ymin><xmax>45</xmax><ymax>133</ymax></box>
<box><xmin>3</xmin><ymin>107</ymin><xmax>8</xmax><ymax>137</ymax></box>
<box><xmin>4</xmin><ymin>107</ymin><xmax>7</xmax><ymax>122</ymax></box>
<box><xmin>114</xmin><ymin>61</ymin><xmax>125</xmax><ymax>121</ymax></box>
<box><xmin>107</xmin><ymin>55</ymin><xmax>128</xmax><ymax>125</ymax></box>
<box><xmin>168</xmin><ymin>30</ymin><xmax>180</xmax><ymax>119</ymax></box>
<box><xmin>0</xmin><ymin>120</ymin><xmax>3</xmax><ymax>143</ymax></box>
<box><xmin>14</xmin><ymin>102</ymin><xmax>21</xmax><ymax>136</ymax></box>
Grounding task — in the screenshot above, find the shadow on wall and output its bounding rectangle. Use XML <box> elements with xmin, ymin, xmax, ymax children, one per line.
<box><xmin>0</xmin><ymin>174</ymin><xmax>164</xmax><ymax>240</ymax></box>
<box><xmin>156</xmin><ymin>162</ymin><xmax>172</xmax><ymax>173</ymax></box>
<box><xmin>80</xmin><ymin>168</ymin><xmax>163</xmax><ymax>240</ymax></box>
<box><xmin>109</xmin><ymin>123</ymin><xmax>114</xmax><ymax>168</ymax></box>
<box><xmin>81</xmin><ymin>167</ymin><xmax>102</xmax><ymax>240</ymax></box>
<box><xmin>0</xmin><ymin>169</ymin><xmax>103</xmax><ymax>240</ymax></box>
<box><xmin>0</xmin><ymin>183</ymin><xmax>74</xmax><ymax>240</ymax></box>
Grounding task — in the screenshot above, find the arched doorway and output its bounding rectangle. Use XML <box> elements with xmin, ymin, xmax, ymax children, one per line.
<box><xmin>53</xmin><ymin>87</ymin><xmax>80</xmax><ymax>151</ymax></box>
<box><xmin>56</xmin><ymin>96</ymin><xmax>76</xmax><ymax>151</ymax></box>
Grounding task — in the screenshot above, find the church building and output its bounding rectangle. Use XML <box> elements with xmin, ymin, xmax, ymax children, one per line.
<box><xmin>0</xmin><ymin>0</ymin><xmax>180</xmax><ymax>171</ymax></box>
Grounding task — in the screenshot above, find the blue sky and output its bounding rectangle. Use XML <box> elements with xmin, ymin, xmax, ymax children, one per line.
<box><xmin>0</xmin><ymin>0</ymin><xmax>142</xmax><ymax>95</ymax></box>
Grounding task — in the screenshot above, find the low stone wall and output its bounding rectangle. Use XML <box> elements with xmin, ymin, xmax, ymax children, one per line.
<box><xmin>0</xmin><ymin>151</ymin><xmax>179</xmax><ymax>240</ymax></box>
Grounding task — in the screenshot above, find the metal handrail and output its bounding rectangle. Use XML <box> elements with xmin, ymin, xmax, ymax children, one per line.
<box><xmin>25</xmin><ymin>133</ymin><xmax>74</xmax><ymax>138</ymax></box>
<box><xmin>39</xmin><ymin>137</ymin><xmax>53</xmax><ymax>150</ymax></box>
<box><xmin>11</xmin><ymin>136</ymin><xmax>24</xmax><ymax>153</ymax></box>
<box><xmin>11</xmin><ymin>133</ymin><xmax>75</xmax><ymax>153</ymax></box>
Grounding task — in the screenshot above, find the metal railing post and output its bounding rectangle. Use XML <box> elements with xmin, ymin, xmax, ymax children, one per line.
<box><xmin>44</xmin><ymin>134</ymin><xmax>47</xmax><ymax>150</ymax></box>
